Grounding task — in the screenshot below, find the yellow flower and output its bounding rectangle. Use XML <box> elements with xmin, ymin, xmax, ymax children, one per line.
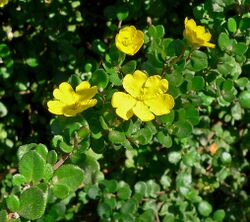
<box><xmin>0</xmin><ymin>0</ymin><xmax>9</xmax><ymax>7</ymax></box>
<box><xmin>115</xmin><ymin>26</ymin><xmax>144</xmax><ymax>56</ymax></box>
<box><xmin>111</xmin><ymin>70</ymin><xmax>174</xmax><ymax>122</ymax></box>
<box><xmin>183</xmin><ymin>17</ymin><xmax>215</xmax><ymax>48</ymax></box>
<box><xmin>47</xmin><ymin>81</ymin><xmax>97</xmax><ymax>117</ymax></box>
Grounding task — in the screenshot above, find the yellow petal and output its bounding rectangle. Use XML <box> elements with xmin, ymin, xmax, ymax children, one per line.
<box><xmin>202</xmin><ymin>42</ymin><xmax>216</xmax><ymax>48</ymax></box>
<box><xmin>111</xmin><ymin>92</ymin><xmax>136</xmax><ymax>120</ymax></box>
<box><xmin>53</xmin><ymin>88</ymin><xmax>64</xmax><ymax>101</ymax></box>
<box><xmin>132</xmin><ymin>101</ymin><xmax>155</xmax><ymax>122</ymax></box>
<box><xmin>123</xmin><ymin>70</ymin><xmax>148</xmax><ymax>98</ymax></box>
<box><xmin>115</xmin><ymin>26</ymin><xmax>144</xmax><ymax>56</ymax></box>
<box><xmin>58</xmin><ymin>82</ymin><xmax>76</xmax><ymax>105</ymax></box>
<box><xmin>144</xmin><ymin>75</ymin><xmax>169</xmax><ymax>99</ymax></box>
<box><xmin>144</xmin><ymin>94</ymin><xmax>174</xmax><ymax>116</ymax></box>
<box><xmin>76</xmin><ymin>81</ymin><xmax>97</xmax><ymax>101</ymax></box>
<box><xmin>47</xmin><ymin>101</ymin><xmax>64</xmax><ymax>115</ymax></box>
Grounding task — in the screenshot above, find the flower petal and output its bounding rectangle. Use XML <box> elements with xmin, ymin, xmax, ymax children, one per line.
<box><xmin>111</xmin><ymin>92</ymin><xmax>136</xmax><ymax>120</ymax></box>
<box><xmin>123</xmin><ymin>70</ymin><xmax>147</xmax><ymax>98</ymax></box>
<box><xmin>144</xmin><ymin>94</ymin><xmax>175</xmax><ymax>116</ymax></box>
<box><xmin>132</xmin><ymin>101</ymin><xmax>155</xmax><ymax>122</ymax></box>
<box><xmin>47</xmin><ymin>101</ymin><xmax>64</xmax><ymax>115</ymax></box>
<box><xmin>76</xmin><ymin>81</ymin><xmax>98</xmax><ymax>101</ymax></box>
<box><xmin>144</xmin><ymin>75</ymin><xmax>169</xmax><ymax>99</ymax></box>
<box><xmin>58</xmin><ymin>82</ymin><xmax>76</xmax><ymax>105</ymax></box>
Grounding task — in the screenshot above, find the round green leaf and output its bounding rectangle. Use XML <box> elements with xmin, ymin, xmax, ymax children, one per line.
<box><xmin>198</xmin><ymin>201</ymin><xmax>213</xmax><ymax>217</ymax></box>
<box><xmin>173</xmin><ymin>120</ymin><xmax>193</xmax><ymax>138</ymax></box>
<box><xmin>189</xmin><ymin>50</ymin><xmax>208</xmax><ymax>71</ymax></box>
<box><xmin>92</xmin><ymin>69</ymin><xmax>109</xmax><ymax>89</ymax></box>
<box><xmin>35</xmin><ymin>144</ymin><xmax>48</xmax><ymax>160</ymax></box>
<box><xmin>156</xmin><ymin>132</ymin><xmax>172</xmax><ymax>148</ymax></box>
<box><xmin>47</xmin><ymin>150</ymin><xmax>58</xmax><ymax>165</ymax></box>
<box><xmin>13</xmin><ymin>174</ymin><xmax>26</xmax><ymax>186</ymax></box>
<box><xmin>53</xmin><ymin>164</ymin><xmax>84</xmax><ymax>192</ymax></box>
<box><xmin>239</xmin><ymin>91</ymin><xmax>250</xmax><ymax>108</ymax></box>
<box><xmin>108</xmin><ymin>130</ymin><xmax>126</xmax><ymax>144</ymax></box>
<box><xmin>220</xmin><ymin>152</ymin><xmax>232</xmax><ymax>164</ymax></box>
<box><xmin>0</xmin><ymin>101</ymin><xmax>7</xmax><ymax>117</ymax></box>
<box><xmin>213</xmin><ymin>209</ymin><xmax>226</xmax><ymax>221</ymax></box>
<box><xmin>191</xmin><ymin>76</ymin><xmax>205</xmax><ymax>91</ymax></box>
<box><xmin>87</xmin><ymin>184</ymin><xmax>100</xmax><ymax>199</ymax></box>
<box><xmin>18</xmin><ymin>187</ymin><xmax>46</xmax><ymax>220</ymax></box>
<box><xmin>227</xmin><ymin>18</ymin><xmax>237</xmax><ymax>33</ymax></box>
<box><xmin>0</xmin><ymin>210</ymin><xmax>7</xmax><ymax>222</ymax></box>
<box><xmin>218</xmin><ymin>33</ymin><xmax>231</xmax><ymax>51</ymax></box>
<box><xmin>25</xmin><ymin>58</ymin><xmax>39</xmax><ymax>67</ymax></box>
<box><xmin>168</xmin><ymin>151</ymin><xmax>181</xmax><ymax>164</ymax></box>
<box><xmin>117</xmin><ymin>182</ymin><xmax>132</xmax><ymax>200</ymax></box>
<box><xmin>59</xmin><ymin>141</ymin><xmax>73</xmax><ymax>153</ymax></box>
<box><xmin>6</xmin><ymin>195</ymin><xmax>20</xmax><ymax>212</ymax></box>
<box><xmin>121</xmin><ymin>60</ymin><xmax>137</xmax><ymax>74</ymax></box>
<box><xmin>52</xmin><ymin>184</ymin><xmax>70</xmax><ymax>199</ymax></box>
<box><xmin>19</xmin><ymin>150</ymin><xmax>46</xmax><ymax>182</ymax></box>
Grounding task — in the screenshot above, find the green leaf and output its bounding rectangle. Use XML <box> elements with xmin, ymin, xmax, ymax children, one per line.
<box><xmin>156</xmin><ymin>131</ymin><xmax>172</xmax><ymax>148</ymax></box>
<box><xmin>173</xmin><ymin>120</ymin><xmax>193</xmax><ymax>138</ymax></box>
<box><xmin>87</xmin><ymin>184</ymin><xmax>100</xmax><ymax>199</ymax></box>
<box><xmin>198</xmin><ymin>201</ymin><xmax>213</xmax><ymax>217</ymax></box>
<box><xmin>97</xmin><ymin>202</ymin><xmax>112</xmax><ymax>218</ymax></box>
<box><xmin>52</xmin><ymin>184</ymin><xmax>70</xmax><ymax>199</ymax></box>
<box><xmin>18</xmin><ymin>187</ymin><xmax>46</xmax><ymax>220</ymax></box>
<box><xmin>134</xmin><ymin>181</ymin><xmax>147</xmax><ymax>196</ymax></box>
<box><xmin>52</xmin><ymin>164</ymin><xmax>84</xmax><ymax>192</ymax></box>
<box><xmin>239</xmin><ymin>91</ymin><xmax>250</xmax><ymax>108</ymax></box>
<box><xmin>100</xmin><ymin>179</ymin><xmax>118</xmax><ymax>193</ymax></box>
<box><xmin>191</xmin><ymin>76</ymin><xmax>205</xmax><ymax>91</ymax></box>
<box><xmin>0</xmin><ymin>210</ymin><xmax>7</xmax><ymax>222</ymax></box>
<box><xmin>25</xmin><ymin>58</ymin><xmax>39</xmax><ymax>67</ymax></box>
<box><xmin>168</xmin><ymin>151</ymin><xmax>181</xmax><ymax>164</ymax></box>
<box><xmin>44</xmin><ymin>163</ymin><xmax>54</xmax><ymax>182</ymax></box>
<box><xmin>19</xmin><ymin>150</ymin><xmax>46</xmax><ymax>182</ymax></box>
<box><xmin>35</xmin><ymin>144</ymin><xmax>48</xmax><ymax>160</ymax></box>
<box><xmin>47</xmin><ymin>150</ymin><xmax>58</xmax><ymax>165</ymax></box>
<box><xmin>59</xmin><ymin>141</ymin><xmax>73</xmax><ymax>153</ymax></box>
<box><xmin>17</xmin><ymin>143</ymin><xmax>37</xmax><ymax>160</ymax></box>
<box><xmin>68</xmin><ymin>74</ymin><xmax>82</xmax><ymax>89</ymax></box>
<box><xmin>13</xmin><ymin>174</ymin><xmax>26</xmax><ymax>186</ymax></box>
<box><xmin>121</xmin><ymin>199</ymin><xmax>137</xmax><ymax>214</ymax></box>
<box><xmin>232</xmin><ymin>42</ymin><xmax>248</xmax><ymax>55</ymax></box>
<box><xmin>116</xmin><ymin>6</ymin><xmax>129</xmax><ymax>20</ymax></box>
<box><xmin>117</xmin><ymin>181</ymin><xmax>132</xmax><ymax>200</ymax></box>
<box><xmin>108</xmin><ymin>130</ymin><xmax>126</xmax><ymax>144</ymax></box>
<box><xmin>227</xmin><ymin>17</ymin><xmax>237</xmax><ymax>33</ymax></box>
<box><xmin>213</xmin><ymin>209</ymin><xmax>226</xmax><ymax>221</ymax></box>
<box><xmin>220</xmin><ymin>152</ymin><xmax>232</xmax><ymax>164</ymax></box>
<box><xmin>92</xmin><ymin>69</ymin><xmax>109</xmax><ymax>89</ymax></box>
<box><xmin>188</xmin><ymin>50</ymin><xmax>208</xmax><ymax>71</ymax></box>
<box><xmin>6</xmin><ymin>195</ymin><xmax>20</xmax><ymax>212</ymax></box>
<box><xmin>235</xmin><ymin>77</ymin><xmax>249</xmax><ymax>88</ymax></box>
<box><xmin>218</xmin><ymin>32</ymin><xmax>232</xmax><ymax>51</ymax></box>
<box><xmin>121</xmin><ymin>60</ymin><xmax>137</xmax><ymax>74</ymax></box>
<box><xmin>0</xmin><ymin>101</ymin><xmax>7</xmax><ymax>117</ymax></box>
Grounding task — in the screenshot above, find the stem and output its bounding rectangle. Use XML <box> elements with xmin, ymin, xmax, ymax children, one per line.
<box><xmin>53</xmin><ymin>134</ymin><xmax>78</xmax><ymax>170</ymax></box>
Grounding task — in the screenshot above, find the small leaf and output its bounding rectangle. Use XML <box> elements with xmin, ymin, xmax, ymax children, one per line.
<box><xmin>87</xmin><ymin>184</ymin><xmax>100</xmax><ymax>199</ymax></box>
<box><xmin>19</xmin><ymin>150</ymin><xmax>46</xmax><ymax>182</ymax></box>
<box><xmin>189</xmin><ymin>50</ymin><xmax>208</xmax><ymax>71</ymax></box>
<box><xmin>173</xmin><ymin>120</ymin><xmax>193</xmax><ymax>138</ymax></box>
<box><xmin>108</xmin><ymin>130</ymin><xmax>126</xmax><ymax>144</ymax></box>
<box><xmin>239</xmin><ymin>90</ymin><xmax>250</xmax><ymax>108</ymax></box>
<box><xmin>13</xmin><ymin>174</ymin><xmax>26</xmax><ymax>186</ymax></box>
<box><xmin>191</xmin><ymin>76</ymin><xmax>205</xmax><ymax>91</ymax></box>
<box><xmin>25</xmin><ymin>58</ymin><xmax>39</xmax><ymax>67</ymax></box>
<box><xmin>117</xmin><ymin>182</ymin><xmax>132</xmax><ymax>200</ymax></box>
<box><xmin>168</xmin><ymin>151</ymin><xmax>181</xmax><ymax>164</ymax></box>
<box><xmin>156</xmin><ymin>132</ymin><xmax>172</xmax><ymax>148</ymax></box>
<box><xmin>0</xmin><ymin>210</ymin><xmax>7</xmax><ymax>222</ymax></box>
<box><xmin>35</xmin><ymin>144</ymin><xmax>48</xmax><ymax>160</ymax></box>
<box><xmin>121</xmin><ymin>60</ymin><xmax>137</xmax><ymax>74</ymax></box>
<box><xmin>92</xmin><ymin>69</ymin><xmax>109</xmax><ymax>89</ymax></box>
<box><xmin>227</xmin><ymin>17</ymin><xmax>237</xmax><ymax>33</ymax></box>
<box><xmin>52</xmin><ymin>164</ymin><xmax>84</xmax><ymax>192</ymax></box>
<box><xmin>198</xmin><ymin>201</ymin><xmax>213</xmax><ymax>217</ymax></box>
<box><xmin>213</xmin><ymin>209</ymin><xmax>226</xmax><ymax>221</ymax></box>
<box><xmin>52</xmin><ymin>184</ymin><xmax>70</xmax><ymax>199</ymax></box>
<box><xmin>59</xmin><ymin>141</ymin><xmax>73</xmax><ymax>153</ymax></box>
<box><xmin>218</xmin><ymin>32</ymin><xmax>232</xmax><ymax>51</ymax></box>
<box><xmin>17</xmin><ymin>143</ymin><xmax>37</xmax><ymax>160</ymax></box>
<box><xmin>0</xmin><ymin>101</ymin><xmax>7</xmax><ymax>117</ymax></box>
<box><xmin>47</xmin><ymin>150</ymin><xmax>58</xmax><ymax>165</ymax></box>
<box><xmin>6</xmin><ymin>195</ymin><xmax>20</xmax><ymax>212</ymax></box>
<box><xmin>18</xmin><ymin>187</ymin><xmax>46</xmax><ymax>220</ymax></box>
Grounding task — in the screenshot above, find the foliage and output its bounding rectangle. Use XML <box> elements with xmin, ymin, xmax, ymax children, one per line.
<box><xmin>0</xmin><ymin>0</ymin><xmax>249</xmax><ymax>221</ymax></box>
